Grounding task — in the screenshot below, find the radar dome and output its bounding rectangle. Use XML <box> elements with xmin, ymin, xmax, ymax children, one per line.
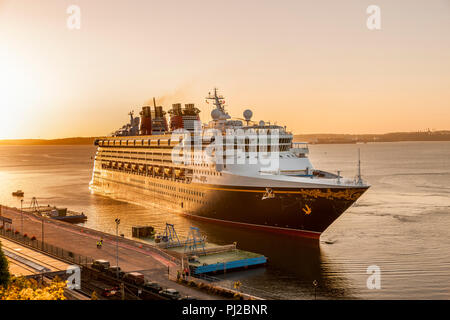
<box><xmin>243</xmin><ymin>109</ymin><xmax>253</xmax><ymax>121</ymax></box>
<box><xmin>211</xmin><ymin>108</ymin><xmax>221</xmax><ymax>120</ymax></box>
<box><xmin>259</xmin><ymin>120</ymin><xmax>265</xmax><ymax>126</ymax></box>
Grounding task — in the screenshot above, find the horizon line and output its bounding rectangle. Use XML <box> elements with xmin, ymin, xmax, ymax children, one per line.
<box><xmin>1</xmin><ymin>129</ymin><xmax>450</xmax><ymax>141</ymax></box>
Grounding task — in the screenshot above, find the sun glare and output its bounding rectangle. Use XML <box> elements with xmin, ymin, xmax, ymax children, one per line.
<box><xmin>0</xmin><ymin>48</ymin><xmax>41</xmax><ymax>139</ymax></box>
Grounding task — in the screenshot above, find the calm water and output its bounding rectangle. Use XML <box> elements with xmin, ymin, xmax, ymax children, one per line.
<box><xmin>0</xmin><ymin>142</ymin><xmax>449</xmax><ymax>299</ymax></box>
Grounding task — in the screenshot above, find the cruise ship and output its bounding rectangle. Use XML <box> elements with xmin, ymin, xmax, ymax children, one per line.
<box><xmin>90</xmin><ymin>89</ymin><xmax>369</xmax><ymax>239</ymax></box>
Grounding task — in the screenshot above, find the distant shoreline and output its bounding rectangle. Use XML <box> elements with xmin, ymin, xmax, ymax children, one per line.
<box><xmin>294</xmin><ymin>131</ymin><xmax>450</xmax><ymax>144</ymax></box>
<box><xmin>0</xmin><ymin>137</ymin><xmax>95</xmax><ymax>146</ymax></box>
<box><xmin>1</xmin><ymin>131</ymin><xmax>449</xmax><ymax>145</ymax></box>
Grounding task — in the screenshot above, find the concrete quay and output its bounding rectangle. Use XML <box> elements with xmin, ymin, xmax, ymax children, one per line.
<box><xmin>0</xmin><ymin>205</ymin><xmax>219</xmax><ymax>300</ymax></box>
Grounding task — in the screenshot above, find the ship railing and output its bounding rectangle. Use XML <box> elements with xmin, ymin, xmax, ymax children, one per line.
<box><xmin>334</xmin><ymin>177</ymin><xmax>365</xmax><ymax>186</ymax></box>
<box><xmin>292</xmin><ymin>142</ymin><xmax>308</xmax><ymax>146</ymax></box>
<box><xmin>290</xmin><ymin>142</ymin><xmax>309</xmax><ymax>155</ymax></box>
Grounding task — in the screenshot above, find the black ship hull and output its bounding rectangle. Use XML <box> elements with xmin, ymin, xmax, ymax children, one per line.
<box><xmin>181</xmin><ymin>185</ymin><xmax>368</xmax><ymax>239</ymax></box>
<box><xmin>91</xmin><ymin>170</ymin><xmax>368</xmax><ymax>239</ymax></box>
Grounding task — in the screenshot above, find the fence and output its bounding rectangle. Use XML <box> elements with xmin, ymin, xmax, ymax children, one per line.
<box><xmin>165</xmin><ymin>265</ymin><xmax>280</xmax><ymax>300</ymax></box>
<box><xmin>0</xmin><ymin>204</ymin><xmax>176</xmax><ymax>265</ymax></box>
<box><xmin>0</xmin><ymin>206</ymin><xmax>276</xmax><ymax>300</ymax></box>
<box><xmin>0</xmin><ymin>225</ymin><xmax>94</xmax><ymax>267</ymax></box>
<box><xmin>193</xmin><ymin>272</ymin><xmax>281</xmax><ymax>300</ymax></box>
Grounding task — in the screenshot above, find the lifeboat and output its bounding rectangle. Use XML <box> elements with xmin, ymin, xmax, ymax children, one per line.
<box><xmin>175</xmin><ymin>168</ymin><xmax>185</xmax><ymax>177</ymax></box>
<box><xmin>164</xmin><ymin>167</ymin><xmax>173</xmax><ymax>176</ymax></box>
<box><xmin>138</xmin><ymin>165</ymin><xmax>145</xmax><ymax>172</ymax></box>
<box><xmin>131</xmin><ymin>164</ymin><xmax>137</xmax><ymax>171</ymax></box>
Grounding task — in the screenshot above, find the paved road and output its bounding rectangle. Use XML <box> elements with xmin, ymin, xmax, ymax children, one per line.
<box><xmin>1</xmin><ymin>237</ymin><xmax>70</xmax><ymax>276</ymax></box>
<box><xmin>0</xmin><ymin>205</ymin><xmax>216</xmax><ymax>300</ymax></box>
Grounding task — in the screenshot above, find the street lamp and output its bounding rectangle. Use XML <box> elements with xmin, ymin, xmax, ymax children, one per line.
<box><xmin>41</xmin><ymin>217</ymin><xmax>44</xmax><ymax>250</ymax></box>
<box><xmin>114</xmin><ymin>218</ymin><xmax>120</xmax><ymax>278</ymax></box>
<box><xmin>313</xmin><ymin>280</ymin><xmax>318</xmax><ymax>300</ymax></box>
<box><xmin>20</xmin><ymin>199</ymin><xmax>23</xmax><ymax>235</ymax></box>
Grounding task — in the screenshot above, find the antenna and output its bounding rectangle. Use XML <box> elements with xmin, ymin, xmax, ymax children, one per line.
<box><xmin>153</xmin><ymin>97</ymin><xmax>157</xmax><ymax>108</ymax></box>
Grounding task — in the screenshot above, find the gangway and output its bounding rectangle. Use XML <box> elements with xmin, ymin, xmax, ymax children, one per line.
<box><xmin>161</xmin><ymin>223</ymin><xmax>181</xmax><ymax>248</ymax></box>
<box><xmin>30</xmin><ymin>197</ymin><xmax>40</xmax><ymax>213</ymax></box>
<box><xmin>184</xmin><ymin>226</ymin><xmax>206</xmax><ymax>255</ymax></box>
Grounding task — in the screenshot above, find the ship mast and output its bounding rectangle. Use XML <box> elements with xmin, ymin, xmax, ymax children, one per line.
<box><xmin>128</xmin><ymin>111</ymin><xmax>134</xmax><ymax>124</ymax></box>
<box><xmin>357</xmin><ymin>148</ymin><xmax>363</xmax><ymax>185</ymax></box>
<box><xmin>206</xmin><ymin>88</ymin><xmax>226</xmax><ymax>112</ymax></box>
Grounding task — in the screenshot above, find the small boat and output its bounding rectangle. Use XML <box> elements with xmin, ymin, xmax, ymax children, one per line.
<box><xmin>51</xmin><ymin>212</ymin><xmax>87</xmax><ymax>223</ymax></box>
<box><xmin>12</xmin><ymin>190</ymin><xmax>24</xmax><ymax>197</ymax></box>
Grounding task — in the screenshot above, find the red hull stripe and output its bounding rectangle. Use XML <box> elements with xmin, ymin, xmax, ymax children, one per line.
<box><xmin>180</xmin><ymin>212</ymin><xmax>321</xmax><ymax>239</ymax></box>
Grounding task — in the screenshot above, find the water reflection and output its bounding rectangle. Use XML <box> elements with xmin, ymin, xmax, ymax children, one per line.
<box><xmin>97</xmin><ymin>202</ymin><xmax>354</xmax><ymax>299</ymax></box>
<box><xmin>1</xmin><ymin>143</ymin><xmax>450</xmax><ymax>299</ymax></box>
<box><xmin>196</xmin><ymin>223</ymin><xmax>354</xmax><ymax>299</ymax></box>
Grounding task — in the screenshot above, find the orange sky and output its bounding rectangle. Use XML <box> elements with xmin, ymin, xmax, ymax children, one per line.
<box><xmin>0</xmin><ymin>0</ymin><xmax>449</xmax><ymax>139</ymax></box>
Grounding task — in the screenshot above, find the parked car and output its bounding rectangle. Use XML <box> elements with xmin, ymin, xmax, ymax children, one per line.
<box><xmin>143</xmin><ymin>281</ymin><xmax>162</xmax><ymax>293</ymax></box>
<box><xmin>180</xmin><ymin>295</ymin><xmax>197</xmax><ymax>300</ymax></box>
<box><xmin>101</xmin><ymin>286</ymin><xmax>119</xmax><ymax>297</ymax></box>
<box><xmin>92</xmin><ymin>259</ymin><xmax>110</xmax><ymax>272</ymax></box>
<box><xmin>159</xmin><ymin>288</ymin><xmax>181</xmax><ymax>300</ymax></box>
<box><xmin>107</xmin><ymin>266</ymin><xmax>124</xmax><ymax>278</ymax></box>
<box><xmin>188</xmin><ymin>255</ymin><xmax>200</xmax><ymax>263</ymax></box>
<box><xmin>123</xmin><ymin>272</ymin><xmax>145</xmax><ymax>286</ymax></box>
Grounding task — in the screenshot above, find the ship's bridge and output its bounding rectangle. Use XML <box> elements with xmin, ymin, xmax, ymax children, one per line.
<box><xmin>290</xmin><ymin>142</ymin><xmax>309</xmax><ymax>157</ymax></box>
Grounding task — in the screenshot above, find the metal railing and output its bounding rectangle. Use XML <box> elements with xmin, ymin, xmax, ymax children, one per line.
<box><xmin>0</xmin><ymin>226</ymin><xmax>94</xmax><ymax>266</ymax></box>
<box><xmin>0</xmin><ymin>207</ymin><xmax>273</xmax><ymax>300</ymax></box>
<box><xmin>0</xmin><ymin>204</ymin><xmax>177</xmax><ymax>267</ymax></box>
<box><xmin>190</xmin><ymin>272</ymin><xmax>279</xmax><ymax>300</ymax></box>
<box><xmin>165</xmin><ymin>266</ymin><xmax>277</xmax><ymax>300</ymax></box>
